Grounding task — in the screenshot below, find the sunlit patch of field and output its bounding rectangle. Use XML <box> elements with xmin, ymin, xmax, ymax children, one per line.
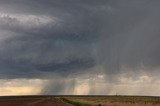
<box><xmin>62</xmin><ymin>95</ymin><xmax>160</xmax><ymax>106</ymax></box>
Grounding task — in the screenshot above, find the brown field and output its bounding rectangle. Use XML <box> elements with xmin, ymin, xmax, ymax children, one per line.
<box><xmin>63</xmin><ymin>96</ymin><xmax>160</xmax><ymax>106</ymax></box>
<box><xmin>0</xmin><ymin>96</ymin><xmax>71</xmax><ymax>106</ymax></box>
<box><xmin>0</xmin><ymin>96</ymin><xmax>159</xmax><ymax>106</ymax></box>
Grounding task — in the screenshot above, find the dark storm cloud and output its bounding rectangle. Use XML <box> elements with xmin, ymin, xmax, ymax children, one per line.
<box><xmin>0</xmin><ymin>0</ymin><xmax>160</xmax><ymax>77</ymax></box>
<box><xmin>96</xmin><ymin>0</ymin><xmax>160</xmax><ymax>74</ymax></box>
<box><xmin>0</xmin><ymin>0</ymin><xmax>106</xmax><ymax>79</ymax></box>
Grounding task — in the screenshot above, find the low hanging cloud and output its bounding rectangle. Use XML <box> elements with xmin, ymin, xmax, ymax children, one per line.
<box><xmin>0</xmin><ymin>0</ymin><xmax>160</xmax><ymax>95</ymax></box>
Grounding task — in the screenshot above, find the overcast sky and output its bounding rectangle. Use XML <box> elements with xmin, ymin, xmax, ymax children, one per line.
<box><xmin>0</xmin><ymin>0</ymin><xmax>160</xmax><ymax>96</ymax></box>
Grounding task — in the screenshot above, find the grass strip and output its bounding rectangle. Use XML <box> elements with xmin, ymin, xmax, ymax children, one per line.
<box><xmin>61</xmin><ymin>98</ymin><xmax>92</xmax><ymax>106</ymax></box>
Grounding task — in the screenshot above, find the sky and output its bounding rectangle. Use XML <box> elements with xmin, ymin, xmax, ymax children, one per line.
<box><xmin>0</xmin><ymin>0</ymin><xmax>160</xmax><ymax>96</ymax></box>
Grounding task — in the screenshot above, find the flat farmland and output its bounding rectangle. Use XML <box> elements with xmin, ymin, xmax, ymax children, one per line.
<box><xmin>62</xmin><ymin>96</ymin><xmax>160</xmax><ymax>106</ymax></box>
<box><xmin>0</xmin><ymin>96</ymin><xmax>159</xmax><ymax>106</ymax></box>
<box><xmin>0</xmin><ymin>96</ymin><xmax>72</xmax><ymax>106</ymax></box>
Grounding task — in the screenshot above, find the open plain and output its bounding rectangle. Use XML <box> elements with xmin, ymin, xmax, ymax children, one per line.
<box><xmin>0</xmin><ymin>96</ymin><xmax>159</xmax><ymax>106</ymax></box>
